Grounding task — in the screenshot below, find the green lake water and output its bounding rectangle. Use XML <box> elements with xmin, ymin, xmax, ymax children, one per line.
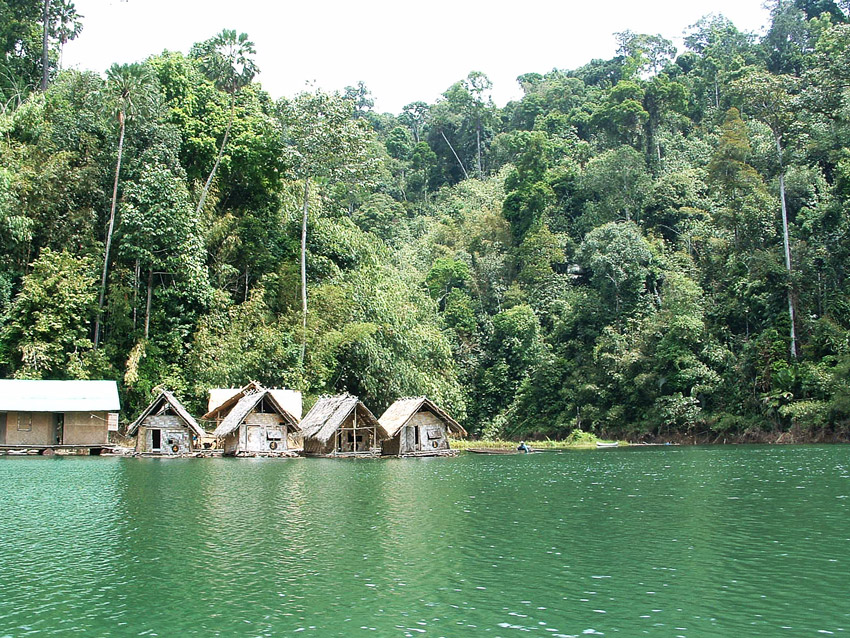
<box><xmin>0</xmin><ymin>445</ymin><xmax>848</xmax><ymax>637</ymax></box>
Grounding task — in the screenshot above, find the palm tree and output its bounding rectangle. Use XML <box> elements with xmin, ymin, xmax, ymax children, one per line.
<box><xmin>93</xmin><ymin>63</ymin><xmax>157</xmax><ymax>348</ymax></box>
<box><xmin>193</xmin><ymin>30</ymin><xmax>258</xmax><ymax>215</ymax></box>
<box><xmin>40</xmin><ymin>0</ymin><xmax>83</xmax><ymax>90</ymax></box>
<box><xmin>54</xmin><ymin>1</ymin><xmax>83</xmax><ymax>69</ymax></box>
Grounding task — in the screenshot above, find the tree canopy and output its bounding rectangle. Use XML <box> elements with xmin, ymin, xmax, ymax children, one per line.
<box><xmin>3</xmin><ymin>10</ymin><xmax>850</xmax><ymax>441</ymax></box>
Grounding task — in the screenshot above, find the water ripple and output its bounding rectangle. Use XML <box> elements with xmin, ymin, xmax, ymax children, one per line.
<box><xmin>0</xmin><ymin>447</ymin><xmax>848</xmax><ymax>635</ymax></box>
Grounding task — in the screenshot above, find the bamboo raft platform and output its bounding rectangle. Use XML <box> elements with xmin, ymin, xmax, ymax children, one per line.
<box><xmin>231</xmin><ymin>449</ymin><xmax>300</xmax><ymax>458</ymax></box>
<box><xmin>308</xmin><ymin>448</ymin><xmax>383</xmax><ymax>458</ymax></box>
<box><xmin>0</xmin><ymin>445</ymin><xmax>118</xmax><ymax>456</ymax></box>
<box><xmin>466</xmin><ymin>447</ymin><xmax>529</xmax><ymax>455</ymax></box>
<box><xmin>398</xmin><ymin>449</ymin><xmax>458</xmax><ymax>458</ymax></box>
<box><xmin>130</xmin><ymin>449</ymin><xmax>227</xmax><ymax>458</ymax></box>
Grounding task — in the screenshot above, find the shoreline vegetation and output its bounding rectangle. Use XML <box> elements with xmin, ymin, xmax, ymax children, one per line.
<box><xmin>3</xmin><ymin>3</ymin><xmax>850</xmax><ymax>443</ymax></box>
<box><xmin>453</xmin><ymin>425</ymin><xmax>850</xmax><ymax>449</ymax></box>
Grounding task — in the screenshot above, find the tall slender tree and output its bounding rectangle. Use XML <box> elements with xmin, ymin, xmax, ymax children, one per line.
<box><xmin>732</xmin><ymin>68</ymin><xmax>801</xmax><ymax>357</ymax></box>
<box><xmin>192</xmin><ymin>29</ymin><xmax>258</xmax><ymax>216</ymax></box>
<box><xmin>464</xmin><ymin>71</ymin><xmax>493</xmax><ymax>178</ymax></box>
<box><xmin>278</xmin><ymin>90</ymin><xmax>377</xmax><ymax>366</ymax></box>
<box><xmin>93</xmin><ymin>62</ymin><xmax>157</xmax><ymax>348</ymax></box>
<box><xmin>40</xmin><ymin>0</ymin><xmax>50</xmax><ymax>91</ymax></box>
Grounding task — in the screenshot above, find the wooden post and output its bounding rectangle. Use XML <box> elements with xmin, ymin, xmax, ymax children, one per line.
<box><xmin>353</xmin><ymin>409</ymin><xmax>357</xmax><ymax>453</ymax></box>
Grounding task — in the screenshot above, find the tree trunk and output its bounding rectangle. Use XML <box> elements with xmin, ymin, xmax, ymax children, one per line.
<box><xmin>714</xmin><ymin>76</ymin><xmax>719</xmax><ymax>110</ymax></box>
<box><xmin>132</xmin><ymin>258</ymin><xmax>139</xmax><ymax>330</ymax></box>
<box><xmin>300</xmin><ymin>177</ymin><xmax>310</xmax><ymax>366</ymax></box>
<box><xmin>440</xmin><ymin>130</ymin><xmax>469</xmax><ymax>180</ymax></box>
<box><xmin>776</xmin><ymin>136</ymin><xmax>797</xmax><ymax>358</ymax></box>
<box><xmin>40</xmin><ymin>0</ymin><xmax>50</xmax><ymax>92</ymax></box>
<box><xmin>94</xmin><ymin>115</ymin><xmax>126</xmax><ymax>348</ymax></box>
<box><xmin>144</xmin><ymin>267</ymin><xmax>153</xmax><ymax>340</ymax></box>
<box><xmin>476</xmin><ymin>120</ymin><xmax>482</xmax><ymax>178</ymax></box>
<box><xmin>196</xmin><ymin>93</ymin><xmax>235</xmax><ymax>215</ymax></box>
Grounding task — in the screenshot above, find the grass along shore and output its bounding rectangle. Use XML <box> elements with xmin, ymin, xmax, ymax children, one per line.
<box><xmin>451</xmin><ymin>430</ymin><xmax>623</xmax><ymax>450</ymax></box>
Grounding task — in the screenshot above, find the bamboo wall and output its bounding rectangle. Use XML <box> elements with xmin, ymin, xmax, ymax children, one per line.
<box><xmin>63</xmin><ymin>412</ymin><xmax>108</xmax><ymax>445</ymax></box>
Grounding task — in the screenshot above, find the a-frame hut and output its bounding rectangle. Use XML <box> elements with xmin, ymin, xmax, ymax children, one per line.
<box><xmin>205</xmin><ymin>382</ymin><xmax>302</xmax><ymax>425</ymax></box>
<box><xmin>127</xmin><ymin>390</ymin><xmax>204</xmax><ymax>455</ymax></box>
<box><xmin>300</xmin><ymin>394</ymin><xmax>388</xmax><ymax>457</ymax></box>
<box><xmin>203</xmin><ymin>383</ymin><xmax>301</xmax><ymax>456</ymax></box>
<box><xmin>379</xmin><ymin>396</ymin><xmax>466</xmax><ymax>457</ymax></box>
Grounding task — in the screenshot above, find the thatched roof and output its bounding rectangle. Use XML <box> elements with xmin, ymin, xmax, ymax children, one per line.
<box><xmin>0</xmin><ymin>379</ymin><xmax>120</xmax><ymax>412</ymax></box>
<box><xmin>300</xmin><ymin>394</ymin><xmax>388</xmax><ymax>444</ymax></box>
<box><xmin>127</xmin><ymin>390</ymin><xmax>204</xmax><ymax>437</ymax></box>
<box><xmin>379</xmin><ymin>396</ymin><xmax>467</xmax><ymax>438</ymax></box>
<box><xmin>203</xmin><ymin>381</ymin><xmax>302</xmax><ymax>420</ymax></box>
<box><xmin>212</xmin><ymin>389</ymin><xmax>301</xmax><ymax>438</ymax></box>
<box><xmin>203</xmin><ymin>381</ymin><xmax>262</xmax><ymax>419</ymax></box>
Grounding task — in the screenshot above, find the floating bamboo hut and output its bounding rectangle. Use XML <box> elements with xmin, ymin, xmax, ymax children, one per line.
<box><xmin>379</xmin><ymin>396</ymin><xmax>466</xmax><ymax>457</ymax></box>
<box><xmin>300</xmin><ymin>394</ymin><xmax>388</xmax><ymax>457</ymax></box>
<box><xmin>0</xmin><ymin>380</ymin><xmax>120</xmax><ymax>453</ymax></box>
<box><xmin>127</xmin><ymin>390</ymin><xmax>204</xmax><ymax>455</ymax></box>
<box><xmin>203</xmin><ymin>382</ymin><xmax>301</xmax><ymax>457</ymax></box>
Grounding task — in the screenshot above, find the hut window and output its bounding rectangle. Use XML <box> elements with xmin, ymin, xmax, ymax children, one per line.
<box><xmin>151</xmin><ymin>429</ymin><xmax>161</xmax><ymax>451</ymax></box>
<box><xmin>17</xmin><ymin>412</ymin><xmax>32</xmax><ymax>432</ymax></box>
<box><xmin>427</xmin><ymin>428</ymin><xmax>442</xmax><ymax>440</ymax></box>
<box><xmin>267</xmin><ymin>430</ymin><xmax>282</xmax><ymax>440</ymax></box>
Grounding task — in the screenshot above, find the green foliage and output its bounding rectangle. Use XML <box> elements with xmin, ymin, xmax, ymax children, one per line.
<box><xmin>190</xmin><ymin>286</ymin><xmax>301</xmax><ymax>394</ymax></box>
<box><xmin>306</xmin><ymin>263</ymin><xmax>464</xmax><ymax>416</ymax></box>
<box><xmin>563</xmin><ymin>428</ymin><xmax>598</xmax><ymax>445</ymax></box>
<box><xmin>0</xmin><ymin>248</ymin><xmax>102</xmax><ymax>379</ymax></box>
<box><xmin>578</xmin><ymin>221</ymin><xmax>654</xmax><ymax>316</ymax></box>
<box><xmin>426</xmin><ymin>257</ymin><xmax>470</xmax><ymax>300</ymax></box>
<box><xmin>3</xmin><ymin>10</ymin><xmax>850</xmax><ymax>443</ymax></box>
<box><xmin>581</xmin><ymin>146</ymin><xmax>652</xmax><ymax>227</ymax></box>
<box><xmin>280</xmin><ymin>89</ymin><xmax>379</xmax><ymax>184</ymax></box>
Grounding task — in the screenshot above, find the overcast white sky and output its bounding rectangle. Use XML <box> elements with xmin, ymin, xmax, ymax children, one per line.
<box><xmin>62</xmin><ymin>0</ymin><xmax>772</xmax><ymax>114</ymax></box>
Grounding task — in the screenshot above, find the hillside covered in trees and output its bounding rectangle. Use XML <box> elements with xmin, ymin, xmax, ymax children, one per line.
<box><xmin>3</xmin><ymin>0</ymin><xmax>850</xmax><ymax>440</ymax></box>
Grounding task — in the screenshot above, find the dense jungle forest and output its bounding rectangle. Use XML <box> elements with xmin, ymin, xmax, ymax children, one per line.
<box><xmin>3</xmin><ymin>0</ymin><xmax>850</xmax><ymax>440</ymax></box>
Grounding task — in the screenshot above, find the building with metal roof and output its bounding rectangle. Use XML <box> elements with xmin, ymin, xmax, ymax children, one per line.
<box><xmin>0</xmin><ymin>380</ymin><xmax>120</xmax><ymax>448</ymax></box>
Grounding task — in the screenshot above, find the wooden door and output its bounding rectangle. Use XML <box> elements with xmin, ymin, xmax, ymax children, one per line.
<box><xmin>246</xmin><ymin>426</ymin><xmax>264</xmax><ymax>451</ymax></box>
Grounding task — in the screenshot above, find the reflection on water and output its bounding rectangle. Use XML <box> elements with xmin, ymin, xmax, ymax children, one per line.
<box><xmin>0</xmin><ymin>446</ymin><xmax>847</xmax><ymax>636</ymax></box>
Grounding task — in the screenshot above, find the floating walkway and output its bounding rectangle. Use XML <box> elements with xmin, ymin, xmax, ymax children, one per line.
<box><xmin>0</xmin><ymin>444</ymin><xmax>118</xmax><ymax>456</ymax></box>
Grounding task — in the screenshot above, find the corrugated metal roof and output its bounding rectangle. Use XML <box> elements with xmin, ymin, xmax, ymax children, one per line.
<box><xmin>267</xmin><ymin>389</ymin><xmax>302</xmax><ymax>420</ymax></box>
<box><xmin>0</xmin><ymin>380</ymin><xmax>120</xmax><ymax>412</ymax></box>
<box><xmin>204</xmin><ymin>382</ymin><xmax>302</xmax><ymax>420</ymax></box>
<box><xmin>212</xmin><ymin>390</ymin><xmax>300</xmax><ymax>438</ymax></box>
<box><xmin>208</xmin><ymin>388</ymin><xmax>240</xmax><ymax>414</ymax></box>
